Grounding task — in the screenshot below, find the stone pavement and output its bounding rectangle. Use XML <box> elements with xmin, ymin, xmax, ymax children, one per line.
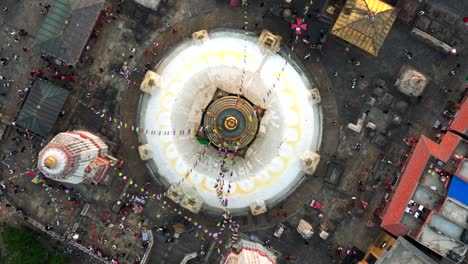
<box><xmin>51</xmin><ymin>1</ymin><xmax>468</xmax><ymax>259</ymax></box>
<box><xmin>0</xmin><ymin>0</ymin><xmax>466</xmax><ymax>263</ymax></box>
<box><xmin>250</xmin><ymin>224</ymin><xmax>334</xmax><ymax>264</ymax></box>
<box><xmin>108</xmin><ymin>2</ymin><xmax>348</xmax><ymax>263</ymax></box>
<box><xmin>0</xmin><ymin>0</ymin><xmax>52</xmax><ymax>119</ymax></box>
<box><xmin>148</xmin><ymin>228</ymin><xmax>209</xmax><ymax>264</ymax></box>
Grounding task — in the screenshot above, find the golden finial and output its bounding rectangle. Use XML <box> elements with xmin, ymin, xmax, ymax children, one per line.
<box><xmin>44</xmin><ymin>156</ymin><xmax>57</xmax><ymax>169</ymax></box>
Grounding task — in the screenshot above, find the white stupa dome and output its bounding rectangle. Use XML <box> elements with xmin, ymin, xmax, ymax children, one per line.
<box><xmin>139</xmin><ymin>30</ymin><xmax>322</xmax><ymax>212</ymax></box>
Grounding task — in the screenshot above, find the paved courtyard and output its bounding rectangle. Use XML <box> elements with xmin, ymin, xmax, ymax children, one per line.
<box><xmin>0</xmin><ymin>0</ymin><xmax>467</xmax><ymax>263</ymax></box>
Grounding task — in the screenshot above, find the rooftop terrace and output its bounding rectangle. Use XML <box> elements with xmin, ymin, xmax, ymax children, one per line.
<box><xmin>421</xmin><ymin>159</ymin><xmax>451</xmax><ymax>192</ymax></box>
<box><xmin>417</xmin><ymin>224</ymin><xmax>467</xmax><ymax>258</ymax></box>
<box><xmin>440</xmin><ymin>198</ymin><xmax>468</xmax><ymax>229</ymax></box>
<box><xmin>411</xmin><ymin>184</ymin><xmax>443</xmax><ymax>211</ymax></box>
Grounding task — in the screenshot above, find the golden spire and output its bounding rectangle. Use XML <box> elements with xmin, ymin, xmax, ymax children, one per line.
<box><xmin>224</xmin><ymin>116</ymin><xmax>239</xmax><ymax>131</ymax></box>
<box><xmin>44</xmin><ymin>156</ymin><xmax>57</xmax><ymax>169</ymax></box>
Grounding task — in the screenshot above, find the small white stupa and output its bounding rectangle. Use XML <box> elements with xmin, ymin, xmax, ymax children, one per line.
<box><xmin>223</xmin><ymin>239</ymin><xmax>277</xmax><ymax>264</ymax></box>
<box><xmin>38</xmin><ymin>130</ymin><xmax>115</xmax><ymax>184</ymax></box>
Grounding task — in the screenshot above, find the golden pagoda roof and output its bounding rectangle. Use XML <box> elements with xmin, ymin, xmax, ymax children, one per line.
<box><xmin>331</xmin><ymin>0</ymin><xmax>397</xmax><ymax>56</ymax></box>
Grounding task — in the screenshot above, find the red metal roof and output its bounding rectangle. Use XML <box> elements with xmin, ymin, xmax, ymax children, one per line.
<box><xmin>381</xmin><ymin>136</ymin><xmax>431</xmax><ymax>235</ymax></box>
<box><xmin>381</xmin><ymin>98</ymin><xmax>468</xmax><ymax>236</ymax></box>
<box><xmin>382</xmin><ymin>134</ymin><xmax>461</xmax><ymax>235</ymax></box>
<box><xmin>448</xmin><ymin>96</ymin><xmax>468</xmax><ymax>135</ymax></box>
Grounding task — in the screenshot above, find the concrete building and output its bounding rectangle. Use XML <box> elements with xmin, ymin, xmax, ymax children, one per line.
<box><xmin>409</xmin><ymin>3</ymin><xmax>465</xmax><ymax>54</ymax></box>
<box><xmin>38</xmin><ymin>130</ymin><xmax>115</xmax><ymax>184</ymax></box>
<box><xmin>381</xmin><ymin>97</ymin><xmax>468</xmax><ymax>263</ymax></box>
<box><xmin>375</xmin><ymin>237</ymin><xmax>438</xmax><ymax>264</ymax></box>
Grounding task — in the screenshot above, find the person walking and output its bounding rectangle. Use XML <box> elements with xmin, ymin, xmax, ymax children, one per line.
<box><xmin>406</xmin><ymin>52</ymin><xmax>412</xmax><ymax>59</ymax></box>
<box><xmin>335</xmin><ymin>246</ymin><xmax>343</xmax><ymax>255</ymax></box>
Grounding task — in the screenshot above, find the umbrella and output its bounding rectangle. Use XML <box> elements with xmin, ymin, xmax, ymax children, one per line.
<box><xmin>291</xmin><ymin>17</ymin><xmax>307</xmax><ymax>35</ymax></box>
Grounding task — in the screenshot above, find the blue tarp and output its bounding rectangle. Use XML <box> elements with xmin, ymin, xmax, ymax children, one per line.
<box><xmin>448</xmin><ymin>176</ymin><xmax>468</xmax><ymax>206</ymax></box>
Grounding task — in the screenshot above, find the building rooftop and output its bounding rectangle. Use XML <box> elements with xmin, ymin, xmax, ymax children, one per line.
<box><xmin>418</xmin><ymin>224</ymin><xmax>466</xmax><ymax>259</ymax></box>
<box><xmin>447</xmin><ymin>176</ymin><xmax>468</xmax><ymax>207</ymax></box>
<box><xmin>411</xmin><ymin>176</ymin><xmax>468</xmax><ymax>262</ymax></box>
<box><xmin>360</xmin><ymin>232</ymin><xmax>396</xmax><ymax>264</ymax></box>
<box><xmin>449</xmin><ymin>95</ymin><xmax>468</xmax><ymax>136</ymax></box>
<box><xmin>412</xmin><ymin>2</ymin><xmax>468</xmax><ymax>53</ymax></box>
<box><xmin>455</xmin><ymin>160</ymin><xmax>468</xmax><ymax>181</ymax></box>
<box><xmin>439</xmin><ymin>198</ymin><xmax>468</xmax><ymax>229</ymax></box>
<box><xmin>411</xmin><ymin>184</ymin><xmax>443</xmax><ymax>211</ymax></box>
<box><xmin>381</xmin><ymin>97</ymin><xmax>468</xmax><ymax>261</ymax></box>
<box><xmin>16</xmin><ymin>79</ymin><xmax>69</xmax><ymax>137</ymax></box>
<box><xmin>330</xmin><ymin>0</ymin><xmax>398</xmax><ymax>56</ymax></box>
<box><xmin>376</xmin><ymin>237</ymin><xmax>438</xmax><ymax>264</ymax></box>
<box><xmin>380</xmin><ymin>133</ymin><xmax>461</xmax><ymax>235</ymax></box>
<box><xmin>32</xmin><ymin>0</ymin><xmax>105</xmax><ymax>65</ymax></box>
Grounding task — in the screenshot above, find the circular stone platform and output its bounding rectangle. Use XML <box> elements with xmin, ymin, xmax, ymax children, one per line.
<box><xmin>139</xmin><ymin>30</ymin><xmax>323</xmax><ymax>213</ymax></box>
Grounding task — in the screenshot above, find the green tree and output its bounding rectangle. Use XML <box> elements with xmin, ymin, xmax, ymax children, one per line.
<box><xmin>0</xmin><ymin>224</ymin><xmax>68</xmax><ymax>264</ymax></box>
<box><xmin>48</xmin><ymin>254</ymin><xmax>68</xmax><ymax>264</ymax></box>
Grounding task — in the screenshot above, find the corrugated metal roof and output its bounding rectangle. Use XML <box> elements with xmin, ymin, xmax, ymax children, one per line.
<box><xmin>33</xmin><ymin>0</ymin><xmax>105</xmax><ymax>65</ymax></box>
<box><xmin>16</xmin><ymin>79</ymin><xmax>69</xmax><ymax>138</ymax></box>
<box><xmin>331</xmin><ymin>0</ymin><xmax>397</xmax><ymax>56</ymax></box>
